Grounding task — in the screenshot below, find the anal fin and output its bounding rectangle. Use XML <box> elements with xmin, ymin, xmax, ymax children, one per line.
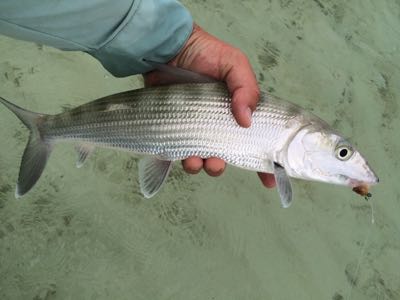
<box><xmin>138</xmin><ymin>157</ymin><xmax>172</xmax><ymax>198</ymax></box>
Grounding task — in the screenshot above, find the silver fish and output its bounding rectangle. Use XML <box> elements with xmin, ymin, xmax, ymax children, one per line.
<box><xmin>0</xmin><ymin>82</ymin><xmax>378</xmax><ymax>207</ymax></box>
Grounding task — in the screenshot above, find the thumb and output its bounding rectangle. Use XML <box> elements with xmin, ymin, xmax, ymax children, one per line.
<box><xmin>221</xmin><ymin>51</ymin><xmax>260</xmax><ymax>128</ymax></box>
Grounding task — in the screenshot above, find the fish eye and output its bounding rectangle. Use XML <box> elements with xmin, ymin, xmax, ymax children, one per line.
<box><xmin>335</xmin><ymin>145</ymin><xmax>353</xmax><ymax>161</ymax></box>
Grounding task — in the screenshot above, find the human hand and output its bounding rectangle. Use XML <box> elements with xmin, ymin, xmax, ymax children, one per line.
<box><xmin>144</xmin><ymin>24</ymin><xmax>276</xmax><ymax>188</ymax></box>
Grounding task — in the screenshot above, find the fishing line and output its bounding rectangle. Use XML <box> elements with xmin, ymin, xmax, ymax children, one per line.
<box><xmin>345</xmin><ymin>198</ymin><xmax>375</xmax><ymax>300</ymax></box>
<box><xmin>369</xmin><ymin>198</ymin><xmax>375</xmax><ymax>225</ymax></box>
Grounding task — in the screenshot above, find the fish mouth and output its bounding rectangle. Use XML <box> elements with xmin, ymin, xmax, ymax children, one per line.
<box><xmin>348</xmin><ymin>175</ymin><xmax>379</xmax><ymax>188</ymax></box>
<box><xmin>339</xmin><ymin>171</ymin><xmax>379</xmax><ymax>187</ymax></box>
<box><xmin>340</xmin><ymin>174</ymin><xmax>379</xmax><ymax>197</ymax></box>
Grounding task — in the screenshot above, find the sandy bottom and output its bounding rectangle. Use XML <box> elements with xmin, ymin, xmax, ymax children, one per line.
<box><xmin>0</xmin><ymin>0</ymin><xmax>399</xmax><ymax>299</ymax></box>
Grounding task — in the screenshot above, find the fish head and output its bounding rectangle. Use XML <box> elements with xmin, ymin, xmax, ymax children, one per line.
<box><xmin>285</xmin><ymin>126</ymin><xmax>378</xmax><ymax>187</ymax></box>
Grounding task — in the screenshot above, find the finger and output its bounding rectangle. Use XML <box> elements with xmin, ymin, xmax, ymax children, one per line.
<box><xmin>221</xmin><ymin>51</ymin><xmax>260</xmax><ymax>128</ymax></box>
<box><xmin>231</xmin><ymin>89</ymin><xmax>256</xmax><ymax>128</ymax></box>
<box><xmin>182</xmin><ymin>156</ymin><xmax>203</xmax><ymax>174</ymax></box>
<box><xmin>257</xmin><ymin>172</ymin><xmax>276</xmax><ymax>188</ymax></box>
<box><xmin>204</xmin><ymin>157</ymin><xmax>226</xmax><ymax>177</ymax></box>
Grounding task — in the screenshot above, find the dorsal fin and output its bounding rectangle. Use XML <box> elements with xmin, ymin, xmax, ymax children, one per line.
<box><xmin>143</xmin><ymin>59</ymin><xmax>217</xmax><ymax>84</ymax></box>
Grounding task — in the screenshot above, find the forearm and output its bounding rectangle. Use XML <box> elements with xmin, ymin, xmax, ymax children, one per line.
<box><xmin>0</xmin><ymin>0</ymin><xmax>193</xmax><ymax>76</ymax></box>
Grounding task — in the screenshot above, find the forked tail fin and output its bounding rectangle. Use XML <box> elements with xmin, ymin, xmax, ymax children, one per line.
<box><xmin>0</xmin><ymin>97</ymin><xmax>52</xmax><ymax>198</ymax></box>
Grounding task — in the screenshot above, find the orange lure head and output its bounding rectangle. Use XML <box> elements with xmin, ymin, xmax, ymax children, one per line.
<box><xmin>352</xmin><ymin>185</ymin><xmax>372</xmax><ymax>201</ymax></box>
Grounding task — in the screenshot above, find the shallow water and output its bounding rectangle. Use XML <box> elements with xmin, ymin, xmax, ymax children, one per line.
<box><xmin>1</xmin><ymin>0</ymin><xmax>399</xmax><ymax>299</ymax></box>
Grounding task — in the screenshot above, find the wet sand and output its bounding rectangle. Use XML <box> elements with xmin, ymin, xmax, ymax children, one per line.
<box><xmin>0</xmin><ymin>1</ymin><xmax>399</xmax><ymax>299</ymax></box>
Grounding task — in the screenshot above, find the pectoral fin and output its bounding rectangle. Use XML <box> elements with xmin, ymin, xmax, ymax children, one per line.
<box><xmin>138</xmin><ymin>157</ymin><xmax>173</xmax><ymax>198</ymax></box>
<box><xmin>75</xmin><ymin>143</ymin><xmax>95</xmax><ymax>168</ymax></box>
<box><xmin>273</xmin><ymin>163</ymin><xmax>293</xmax><ymax>208</ymax></box>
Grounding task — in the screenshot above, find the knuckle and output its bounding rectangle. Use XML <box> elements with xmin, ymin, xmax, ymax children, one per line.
<box><xmin>235</xmin><ymin>51</ymin><xmax>249</xmax><ymax>64</ymax></box>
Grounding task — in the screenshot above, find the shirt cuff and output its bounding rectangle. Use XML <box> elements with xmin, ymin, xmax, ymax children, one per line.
<box><xmin>89</xmin><ymin>0</ymin><xmax>193</xmax><ymax>77</ymax></box>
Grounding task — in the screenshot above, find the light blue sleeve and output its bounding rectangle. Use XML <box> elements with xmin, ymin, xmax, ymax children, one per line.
<box><xmin>0</xmin><ymin>0</ymin><xmax>193</xmax><ymax>76</ymax></box>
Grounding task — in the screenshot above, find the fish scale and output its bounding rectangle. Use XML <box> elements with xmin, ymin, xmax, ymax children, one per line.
<box><xmin>42</xmin><ymin>82</ymin><xmax>301</xmax><ymax>172</ymax></box>
<box><xmin>0</xmin><ymin>81</ymin><xmax>378</xmax><ymax>203</ymax></box>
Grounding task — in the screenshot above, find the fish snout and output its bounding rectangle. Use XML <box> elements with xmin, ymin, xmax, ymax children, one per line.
<box><xmin>365</xmin><ymin>167</ymin><xmax>379</xmax><ymax>185</ymax></box>
<box><xmin>348</xmin><ymin>170</ymin><xmax>379</xmax><ymax>188</ymax></box>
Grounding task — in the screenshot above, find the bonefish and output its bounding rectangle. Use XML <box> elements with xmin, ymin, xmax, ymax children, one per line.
<box><xmin>0</xmin><ymin>82</ymin><xmax>378</xmax><ymax>207</ymax></box>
